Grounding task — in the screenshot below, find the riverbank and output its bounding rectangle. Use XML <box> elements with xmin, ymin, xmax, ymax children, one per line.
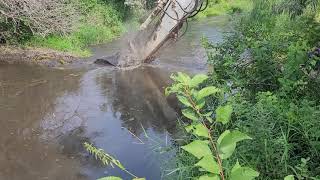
<box><xmin>0</xmin><ymin>0</ymin><xmax>126</xmax><ymax>66</ymax></box>
<box><xmin>0</xmin><ymin>46</ymin><xmax>80</xmax><ymax>67</ymax></box>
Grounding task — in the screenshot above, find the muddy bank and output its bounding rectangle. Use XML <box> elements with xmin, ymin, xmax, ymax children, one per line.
<box><xmin>0</xmin><ymin>46</ymin><xmax>79</xmax><ymax>67</ymax></box>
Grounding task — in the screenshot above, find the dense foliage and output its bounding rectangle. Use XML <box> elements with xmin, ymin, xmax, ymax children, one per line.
<box><xmin>199</xmin><ymin>0</ymin><xmax>320</xmax><ymax>179</ymax></box>
<box><xmin>166</xmin><ymin>72</ymin><xmax>259</xmax><ymax>180</ymax></box>
<box><xmin>0</xmin><ymin>0</ymin><xmax>152</xmax><ymax>55</ymax></box>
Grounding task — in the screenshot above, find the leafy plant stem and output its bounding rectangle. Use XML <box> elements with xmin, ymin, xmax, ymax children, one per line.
<box><xmin>183</xmin><ymin>86</ymin><xmax>226</xmax><ymax>180</ymax></box>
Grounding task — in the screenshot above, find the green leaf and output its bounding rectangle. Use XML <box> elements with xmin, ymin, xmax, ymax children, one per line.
<box><xmin>193</xmin><ymin>124</ymin><xmax>209</xmax><ymax>138</ymax></box>
<box><xmin>198</xmin><ymin>174</ymin><xmax>220</xmax><ymax>180</ymax></box>
<box><xmin>195</xmin><ymin>98</ymin><xmax>206</xmax><ymax>109</ymax></box>
<box><xmin>206</xmin><ymin>116</ymin><xmax>213</xmax><ymax>123</ymax></box>
<box><xmin>98</xmin><ymin>177</ymin><xmax>122</xmax><ymax>180</ymax></box>
<box><xmin>172</xmin><ymin>72</ymin><xmax>191</xmax><ymax>84</ymax></box>
<box><xmin>284</xmin><ymin>175</ymin><xmax>295</xmax><ymax>180</ymax></box>
<box><xmin>217</xmin><ymin>130</ymin><xmax>252</xmax><ymax>159</ymax></box>
<box><xmin>133</xmin><ymin>178</ymin><xmax>146</xmax><ymax>180</ymax></box>
<box><xmin>182</xmin><ymin>140</ymin><xmax>211</xmax><ymax>159</ymax></box>
<box><xmin>230</xmin><ymin>161</ymin><xmax>259</xmax><ymax>180</ymax></box>
<box><xmin>216</xmin><ymin>105</ymin><xmax>233</xmax><ymax>124</ymax></box>
<box><xmin>182</xmin><ymin>109</ymin><xmax>198</xmax><ymax>121</ymax></box>
<box><xmin>197</xmin><ymin>86</ymin><xmax>221</xmax><ymax>100</ymax></box>
<box><xmin>185</xmin><ymin>125</ymin><xmax>194</xmax><ymax>132</ymax></box>
<box><xmin>190</xmin><ymin>74</ymin><xmax>208</xmax><ymax>87</ymax></box>
<box><xmin>177</xmin><ymin>95</ymin><xmax>192</xmax><ymax>107</ymax></box>
<box><xmin>195</xmin><ymin>154</ymin><xmax>220</xmax><ymax>174</ymax></box>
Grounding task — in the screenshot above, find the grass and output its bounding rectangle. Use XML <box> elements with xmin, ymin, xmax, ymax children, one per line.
<box><xmin>24</xmin><ymin>0</ymin><xmax>125</xmax><ymax>57</ymax></box>
<box><xmin>195</xmin><ymin>0</ymin><xmax>253</xmax><ymax>19</ymax></box>
<box><xmin>27</xmin><ymin>24</ymin><xmax>123</xmax><ymax>57</ymax></box>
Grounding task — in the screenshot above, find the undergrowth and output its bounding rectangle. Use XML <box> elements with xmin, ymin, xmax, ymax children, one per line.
<box><xmin>26</xmin><ymin>0</ymin><xmax>124</xmax><ymax>56</ymax></box>
<box><xmin>199</xmin><ymin>0</ymin><xmax>320</xmax><ymax>179</ymax></box>
<box><xmin>196</xmin><ymin>0</ymin><xmax>253</xmax><ymax>19</ymax></box>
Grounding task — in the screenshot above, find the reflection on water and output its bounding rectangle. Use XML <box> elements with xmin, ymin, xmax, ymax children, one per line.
<box><xmin>0</xmin><ymin>16</ymin><xmax>230</xmax><ymax>180</ymax></box>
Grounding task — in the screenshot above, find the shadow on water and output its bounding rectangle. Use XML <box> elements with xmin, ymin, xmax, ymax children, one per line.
<box><xmin>0</xmin><ymin>16</ymin><xmax>231</xmax><ymax>180</ymax></box>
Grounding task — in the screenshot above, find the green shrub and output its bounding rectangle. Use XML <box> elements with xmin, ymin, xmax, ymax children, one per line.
<box><xmin>200</xmin><ymin>0</ymin><xmax>320</xmax><ymax>179</ymax></box>
<box><xmin>230</xmin><ymin>92</ymin><xmax>320</xmax><ymax>179</ymax></box>
<box><xmin>165</xmin><ymin>72</ymin><xmax>258</xmax><ymax>180</ymax></box>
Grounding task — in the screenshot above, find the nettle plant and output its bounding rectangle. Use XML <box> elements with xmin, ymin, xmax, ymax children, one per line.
<box><xmin>165</xmin><ymin>72</ymin><xmax>259</xmax><ymax>180</ymax></box>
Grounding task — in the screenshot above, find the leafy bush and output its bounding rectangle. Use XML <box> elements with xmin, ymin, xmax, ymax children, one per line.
<box><xmin>206</xmin><ymin>0</ymin><xmax>320</xmax><ymax>99</ymax></box>
<box><xmin>230</xmin><ymin>92</ymin><xmax>320</xmax><ymax>179</ymax></box>
<box><xmin>201</xmin><ymin>0</ymin><xmax>320</xmax><ymax>179</ymax></box>
<box><xmin>165</xmin><ymin>72</ymin><xmax>258</xmax><ymax>180</ymax></box>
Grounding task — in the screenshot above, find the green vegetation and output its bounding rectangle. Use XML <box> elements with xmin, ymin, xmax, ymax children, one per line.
<box><xmin>84</xmin><ymin>142</ymin><xmax>145</xmax><ymax>180</ymax></box>
<box><xmin>196</xmin><ymin>0</ymin><xmax>253</xmax><ymax>19</ymax></box>
<box><xmin>0</xmin><ymin>0</ymin><xmax>127</xmax><ymax>56</ymax></box>
<box><xmin>166</xmin><ymin>0</ymin><xmax>320</xmax><ymax>179</ymax></box>
<box><xmin>165</xmin><ymin>72</ymin><xmax>259</xmax><ymax>180</ymax></box>
<box><xmin>27</xmin><ymin>0</ymin><xmax>124</xmax><ymax>56</ymax></box>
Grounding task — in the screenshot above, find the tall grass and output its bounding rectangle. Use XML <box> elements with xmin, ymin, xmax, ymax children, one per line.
<box><xmin>13</xmin><ymin>0</ymin><xmax>124</xmax><ymax>56</ymax></box>
<box><xmin>196</xmin><ymin>0</ymin><xmax>253</xmax><ymax>19</ymax></box>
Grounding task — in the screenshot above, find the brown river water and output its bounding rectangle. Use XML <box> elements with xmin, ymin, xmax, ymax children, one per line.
<box><xmin>0</xmin><ymin>16</ymin><xmax>231</xmax><ymax>180</ymax></box>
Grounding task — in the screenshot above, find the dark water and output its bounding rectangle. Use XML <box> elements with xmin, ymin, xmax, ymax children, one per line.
<box><xmin>0</xmin><ymin>16</ymin><xmax>231</xmax><ymax>180</ymax></box>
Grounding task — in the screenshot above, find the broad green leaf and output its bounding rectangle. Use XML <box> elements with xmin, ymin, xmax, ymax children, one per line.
<box><xmin>182</xmin><ymin>140</ymin><xmax>211</xmax><ymax>159</ymax></box>
<box><xmin>193</xmin><ymin>124</ymin><xmax>209</xmax><ymax>138</ymax></box>
<box><xmin>185</xmin><ymin>125</ymin><xmax>194</xmax><ymax>132</ymax></box>
<box><xmin>195</xmin><ymin>154</ymin><xmax>220</xmax><ymax>174</ymax></box>
<box><xmin>98</xmin><ymin>177</ymin><xmax>122</xmax><ymax>180</ymax></box>
<box><xmin>177</xmin><ymin>95</ymin><xmax>192</xmax><ymax>107</ymax></box>
<box><xmin>198</xmin><ymin>174</ymin><xmax>220</xmax><ymax>180</ymax></box>
<box><xmin>216</xmin><ymin>105</ymin><xmax>233</xmax><ymax>124</ymax></box>
<box><xmin>217</xmin><ymin>130</ymin><xmax>252</xmax><ymax>159</ymax></box>
<box><xmin>284</xmin><ymin>175</ymin><xmax>295</xmax><ymax>180</ymax></box>
<box><xmin>182</xmin><ymin>109</ymin><xmax>198</xmax><ymax>121</ymax></box>
<box><xmin>190</xmin><ymin>74</ymin><xmax>208</xmax><ymax>87</ymax></box>
<box><xmin>172</xmin><ymin>72</ymin><xmax>191</xmax><ymax>84</ymax></box>
<box><xmin>197</xmin><ymin>86</ymin><xmax>221</xmax><ymax>100</ymax></box>
<box><xmin>230</xmin><ymin>161</ymin><xmax>259</xmax><ymax>180</ymax></box>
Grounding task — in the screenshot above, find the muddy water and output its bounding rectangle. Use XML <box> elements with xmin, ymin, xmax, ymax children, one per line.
<box><xmin>0</xmin><ymin>16</ymin><xmax>230</xmax><ymax>180</ymax></box>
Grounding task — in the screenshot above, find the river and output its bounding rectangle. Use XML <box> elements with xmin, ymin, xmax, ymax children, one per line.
<box><xmin>0</xmin><ymin>16</ymin><xmax>231</xmax><ymax>180</ymax></box>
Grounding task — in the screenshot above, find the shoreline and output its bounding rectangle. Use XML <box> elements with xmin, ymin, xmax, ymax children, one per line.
<box><xmin>0</xmin><ymin>46</ymin><xmax>81</xmax><ymax>67</ymax></box>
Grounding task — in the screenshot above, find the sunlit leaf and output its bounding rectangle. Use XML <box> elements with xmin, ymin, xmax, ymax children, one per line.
<box><xmin>197</xmin><ymin>86</ymin><xmax>221</xmax><ymax>100</ymax></box>
<box><xmin>217</xmin><ymin>130</ymin><xmax>252</xmax><ymax>159</ymax></box>
<box><xmin>190</xmin><ymin>74</ymin><xmax>208</xmax><ymax>87</ymax></box>
<box><xmin>198</xmin><ymin>174</ymin><xmax>220</xmax><ymax>180</ymax></box>
<box><xmin>230</xmin><ymin>161</ymin><xmax>259</xmax><ymax>180</ymax></box>
<box><xmin>216</xmin><ymin>105</ymin><xmax>233</xmax><ymax>124</ymax></box>
<box><xmin>284</xmin><ymin>175</ymin><xmax>295</xmax><ymax>180</ymax></box>
<box><xmin>182</xmin><ymin>140</ymin><xmax>211</xmax><ymax>159</ymax></box>
<box><xmin>133</xmin><ymin>178</ymin><xmax>146</xmax><ymax>180</ymax></box>
<box><xmin>177</xmin><ymin>95</ymin><xmax>192</xmax><ymax>107</ymax></box>
<box><xmin>182</xmin><ymin>109</ymin><xmax>198</xmax><ymax>121</ymax></box>
<box><xmin>185</xmin><ymin>125</ymin><xmax>194</xmax><ymax>132</ymax></box>
<box><xmin>195</xmin><ymin>154</ymin><xmax>220</xmax><ymax>174</ymax></box>
<box><xmin>98</xmin><ymin>176</ymin><xmax>122</xmax><ymax>180</ymax></box>
<box><xmin>172</xmin><ymin>72</ymin><xmax>191</xmax><ymax>84</ymax></box>
<box><xmin>193</xmin><ymin>124</ymin><xmax>209</xmax><ymax>138</ymax></box>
